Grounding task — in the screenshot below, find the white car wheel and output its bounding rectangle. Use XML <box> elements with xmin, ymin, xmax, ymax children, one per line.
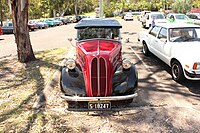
<box><xmin>142</xmin><ymin>42</ymin><xmax>150</xmax><ymax>56</ymax></box>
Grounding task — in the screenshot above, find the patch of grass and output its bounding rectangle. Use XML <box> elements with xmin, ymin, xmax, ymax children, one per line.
<box><xmin>83</xmin><ymin>12</ymin><xmax>96</xmax><ymax>16</ymax></box>
<box><xmin>0</xmin><ymin>48</ymin><xmax>67</xmax><ymax>132</ymax></box>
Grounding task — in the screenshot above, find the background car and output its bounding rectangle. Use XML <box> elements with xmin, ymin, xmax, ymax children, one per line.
<box><xmin>2</xmin><ymin>22</ymin><xmax>13</xmax><ymax>34</ymax></box>
<box><xmin>138</xmin><ymin>23</ymin><xmax>200</xmax><ymax>81</ymax></box>
<box><xmin>0</xmin><ymin>27</ymin><xmax>2</xmax><ymax>35</ymax></box>
<box><xmin>54</xmin><ymin>17</ymin><xmax>69</xmax><ymax>25</ymax></box>
<box><xmin>44</xmin><ymin>19</ymin><xmax>56</xmax><ymax>27</ymax></box>
<box><xmin>28</xmin><ymin>21</ymin><xmax>38</xmax><ymax>31</ymax></box>
<box><xmin>124</xmin><ymin>13</ymin><xmax>133</xmax><ymax>21</ymax></box>
<box><xmin>52</xmin><ymin>18</ymin><xmax>63</xmax><ymax>26</ymax></box>
<box><xmin>29</xmin><ymin>20</ymin><xmax>49</xmax><ymax>29</ymax></box>
<box><xmin>141</xmin><ymin>12</ymin><xmax>167</xmax><ymax>28</ymax></box>
<box><xmin>167</xmin><ymin>13</ymin><xmax>193</xmax><ymax>24</ymax></box>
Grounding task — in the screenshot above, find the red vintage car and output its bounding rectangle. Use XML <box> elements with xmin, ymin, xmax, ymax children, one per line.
<box><xmin>60</xmin><ymin>18</ymin><xmax>138</xmax><ymax>110</ymax></box>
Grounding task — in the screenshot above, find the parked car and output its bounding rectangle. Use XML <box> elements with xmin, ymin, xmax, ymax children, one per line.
<box><xmin>52</xmin><ymin>18</ymin><xmax>63</xmax><ymax>26</ymax></box>
<box><xmin>44</xmin><ymin>19</ymin><xmax>56</xmax><ymax>27</ymax></box>
<box><xmin>55</xmin><ymin>17</ymin><xmax>69</xmax><ymax>25</ymax></box>
<box><xmin>29</xmin><ymin>20</ymin><xmax>49</xmax><ymax>29</ymax></box>
<box><xmin>138</xmin><ymin>23</ymin><xmax>200</xmax><ymax>81</ymax></box>
<box><xmin>69</xmin><ymin>15</ymin><xmax>82</xmax><ymax>23</ymax></box>
<box><xmin>167</xmin><ymin>13</ymin><xmax>193</xmax><ymax>24</ymax></box>
<box><xmin>60</xmin><ymin>18</ymin><xmax>138</xmax><ymax>110</ymax></box>
<box><xmin>75</xmin><ymin>15</ymin><xmax>82</xmax><ymax>22</ymax></box>
<box><xmin>2</xmin><ymin>22</ymin><xmax>13</xmax><ymax>34</ymax></box>
<box><xmin>141</xmin><ymin>12</ymin><xmax>167</xmax><ymax>28</ymax></box>
<box><xmin>0</xmin><ymin>26</ymin><xmax>2</xmax><ymax>35</ymax></box>
<box><xmin>68</xmin><ymin>16</ymin><xmax>76</xmax><ymax>23</ymax></box>
<box><xmin>186</xmin><ymin>13</ymin><xmax>200</xmax><ymax>25</ymax></box>
<box><xmin>124</xmin><ymin>13</ymin><xmax>134</xmax><ymax>21</ymax></box>
<box><xmin>28</xmin><ymin>21</ymin><xmax>38</xmax><ymax>31</ymax></box>
<box><xmin>35</xmin><ymin>20</ymin><xmax>49</xmax><ymax>29</ymax></box>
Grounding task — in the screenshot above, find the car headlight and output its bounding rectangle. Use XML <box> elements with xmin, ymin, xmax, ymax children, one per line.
<box><xmin>122</xmin><ymin>59</ymin><xmax>132</xmax><ymax>69</ymax></box>
<box><xmin>66</xmin><ymin>59</ymin><xmax>76</xmax><ymax>70</ymax></box>
<box><xmin>193</xmin><ymin>62</ymin><xmax>200</xmax><ymax>70</ymax></box>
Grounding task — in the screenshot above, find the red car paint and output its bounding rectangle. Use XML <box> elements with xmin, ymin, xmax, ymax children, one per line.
<box><xmin>76</xmin><ymin>40</ymin><xmax>122</xmax><ymax>97</ymax></box>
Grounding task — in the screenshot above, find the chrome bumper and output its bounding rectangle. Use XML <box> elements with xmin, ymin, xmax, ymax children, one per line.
<box><xmin>61</xmin><ymin>93</ymin><xmax>138</xmax><ymax>102</ymax></box>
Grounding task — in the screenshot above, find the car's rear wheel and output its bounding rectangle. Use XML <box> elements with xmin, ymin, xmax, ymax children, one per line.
<box><xmin>142</xmin><ymin>42</ymin><xmax>150</xmax><ymax>56</ymax></box>
<box><xmin>171</xmin><ymin>60</ymin><xmax>185</xmax><ymax>82</ymax></box>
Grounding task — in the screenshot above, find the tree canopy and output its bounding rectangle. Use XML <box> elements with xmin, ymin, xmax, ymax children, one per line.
<box><xmin>0</xmin><ymin>0</ymin><xmax>200</xmax><ymax>21</ymax></box>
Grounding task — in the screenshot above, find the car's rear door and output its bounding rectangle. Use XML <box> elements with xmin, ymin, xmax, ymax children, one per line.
<box><xmin>155</xmin><ymin>27</ymin><xmax>171</xmax><ymax>65</ymax></box>
<box><xmin>146</xmin><ymin>26</ymin><xmax>161</xmax><ymax>55</ymax></box>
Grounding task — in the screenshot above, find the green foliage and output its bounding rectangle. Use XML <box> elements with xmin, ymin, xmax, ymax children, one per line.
<box><xmin>1</xmin><ymin>0</ymin><xmax>10</xmax><ymax>20</ymax></box>
<box><xmin>172</xmin><ymin>0</ymin><xmax>192</xmax><ymax>14</ymax></box>
<box><xmin>1</xmin><ymin>0</ymin><xmax>200</xmax><ymax>20</ymax></box>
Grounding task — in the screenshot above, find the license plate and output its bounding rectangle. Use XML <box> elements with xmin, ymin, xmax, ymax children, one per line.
<box><xmin>88</xmin><ymin>101</ymin><xmax>111</xmax><ymax>110</ymax></box>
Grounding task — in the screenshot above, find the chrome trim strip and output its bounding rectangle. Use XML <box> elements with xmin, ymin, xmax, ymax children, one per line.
<box><xmin>60</xmin><ymin>93</ymin><xmax>138</xmax><ymax>101</ymax></box>
<box><xmin>100</xmin><ymin>57</ymin><xmax>108</xmax><ymax>96</ymax></box>
<box><xmin>97</xmin><ymin>57</ymin><xmax>100</xmax><ymax>96</ymax></box>
<box><xmin>90</xmin><ymin>57</ymin><xmax>96</xmax><ymax>96</ymax></box>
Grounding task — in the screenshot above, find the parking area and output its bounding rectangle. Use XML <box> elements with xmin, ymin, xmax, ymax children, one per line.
<box><xmin>1</xmin><ymin>18</ymin><xmax>200</xmax><ymax>132</ymax></box>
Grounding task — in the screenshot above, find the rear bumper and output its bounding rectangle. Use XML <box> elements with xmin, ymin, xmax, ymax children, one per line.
<box><xmin>61</xmin><ymin>92</ymin><xmax>138</xmax><ymax>101</ymax></box>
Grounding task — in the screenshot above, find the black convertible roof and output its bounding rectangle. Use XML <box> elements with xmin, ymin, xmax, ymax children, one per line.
<box><xmin>74</xmin><ymin>18</ymin><xmax>122</xmax><ymax>29</ymax></box>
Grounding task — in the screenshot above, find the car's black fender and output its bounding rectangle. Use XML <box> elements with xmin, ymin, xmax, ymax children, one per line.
<box><xmin>112</xmin><ymin>64</ymin><xmax>138</xmax><ymax>95</ymax></box>
<box><xmin>60</xmin><ymin>66</ymin><xmax>86</xmax><ymax>96</ymax></box>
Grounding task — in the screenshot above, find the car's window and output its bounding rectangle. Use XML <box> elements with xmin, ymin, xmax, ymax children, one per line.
<box><xmin>149</xmin><ymin>26</ymin><xmax>160</xmax><ymax>37</ymax></box>
<box><xmin>77</xmin><ymin>28</ymin><xmax>120</xmax><ymax>41</ymax></box>
<box><xmin>8</xmin><ymin>23</ymin><xmax>13</xmax><ymax>27</ymax></box>
<box><xmin>175</xmin><ymin>14</ymin><xmax>188</xmax><ymax>20</ymax></box>
<box><xmin>151</xmin><ymin>14</ymin><xmax>165</xmax><ymax>19</ymax></box>
<box><xmin>158</xmin><ymin>28</ymin><xmax>167</xmax><ymax>39</ymax></box>
<box><xmin>188</xmin><ymin>15</ymin><xmax>197</xmax><ymax>19</ymax></box>
<box><xmin>169</xmin><ymin>27</ymin><xmax>200</xmax><ymax>42</ymax></box>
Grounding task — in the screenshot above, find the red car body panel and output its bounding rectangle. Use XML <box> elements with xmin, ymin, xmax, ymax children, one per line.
<box><xmin>76</xmin><ymin>40</ymin><xmax>122</xmax><ymax>97</ymax></box>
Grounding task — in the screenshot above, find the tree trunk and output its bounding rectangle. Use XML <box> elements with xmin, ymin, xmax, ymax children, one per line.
<box><xmin>0</xmin><ymin>0</ymin><xmax>3</xmax><ymax>26</ymax></box>
<box><xmin>10</xmin><ymin>0</ymin><xmax>36</xmax><ymax>63</ymax></box>
<box><xmin>74</xmin><ymin>0</ymin><xmax>78</xmax><ymax>16</ymax></box>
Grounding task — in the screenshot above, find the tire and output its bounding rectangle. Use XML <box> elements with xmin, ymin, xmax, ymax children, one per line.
<box><xmin>142</xmin><ymin>42</ymin><xmax>150</xmax><ymax>56</ymax></box>
<box><xmin>171</xmin><ymin>60</ymin><xmax>185</xmax><ymax>82</ymax></box>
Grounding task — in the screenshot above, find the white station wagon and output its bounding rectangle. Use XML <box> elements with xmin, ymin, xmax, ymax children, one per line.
<box><xmin>138</xmin><ymin>23</ymin><xmax>200</xmax><ymax>82</ymax></box>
